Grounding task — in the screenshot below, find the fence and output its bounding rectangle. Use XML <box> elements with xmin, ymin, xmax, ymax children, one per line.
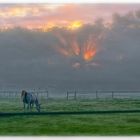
<box><xmin>0</xmin><ymin>89</ymin><xmax>140</xmax><ymax>101</ymax></box>
<box><xmin>0</xmin><ymin>89</ymin><xmax>49</xmax><ymax>102</ymax></box>
<box><xmin>1</xmin><ymin>89</ymin><xmax>140</xmax><ymax>115</ymax></box>
<box><xmin>66</xmin><ymin>90</ymin><xmax>140</xmax><ymax>100</ymax></box>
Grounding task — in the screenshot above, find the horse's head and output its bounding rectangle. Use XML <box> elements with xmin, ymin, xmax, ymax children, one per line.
<box><xmin>36</xmin><ymin>103</ymin><xmax>41</xmax><ymax>112</ymax></box>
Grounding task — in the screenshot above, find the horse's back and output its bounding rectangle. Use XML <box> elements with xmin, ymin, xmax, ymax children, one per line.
<box><xmin>23</xmin><ymin>92</ymin><xmax>33</xmax><ymax>103</ymax></box>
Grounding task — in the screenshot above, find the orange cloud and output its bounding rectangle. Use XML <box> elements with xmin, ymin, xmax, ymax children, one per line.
<box><xmin>67</xmin><ymin>21</ymin><xmax>83</xmax><ymax>30</ymax></box>
<box><xmin>0</xmin><ymin>4</ymin><xmax>139</xmax><ymax>31</ymax></box>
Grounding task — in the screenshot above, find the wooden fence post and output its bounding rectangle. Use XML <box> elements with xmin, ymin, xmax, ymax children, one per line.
<box><xmin>67</xmin><ymin>92</ymin><xmax>69</xmax><ymax>100</ymax></box>
<box><xmin>96</xmin><ymin>91</ymin><xmax>98</xmax><ymax>99</ymax></box>
<box><xmin>112</xmin><ymin>91</ymin><xmax>114</xmax><ymax>99</ymax></box>
<box><xmin>46</xmin><ymin>91</ymin><xmax>49</xmax><ymax>100</ymax></box>
<box><xmin>9</xmin><ymin>92</ymin><xmax>10</xmax><ymax>100</ymax></box>
<box><xmin>74</xmin><ymin>91</ymin><xmax>77</xmax><ymax>100</ymax></box>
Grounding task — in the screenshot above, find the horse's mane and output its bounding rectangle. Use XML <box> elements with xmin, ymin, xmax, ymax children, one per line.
<box><xmin>21</xmin><ymin>90</ymin><xmax>28</xmax><ymax>103</ymax></box>
<box><xmin>21</xmin><ymin>90</ymin><xmax>27</xmax><ymax>97</ymax></box>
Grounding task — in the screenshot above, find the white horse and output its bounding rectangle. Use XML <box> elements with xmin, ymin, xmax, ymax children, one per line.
<box><xmin>21</xmin><ymin>90</ymin><xmax>41</xmax><ymax>112</ymax></box>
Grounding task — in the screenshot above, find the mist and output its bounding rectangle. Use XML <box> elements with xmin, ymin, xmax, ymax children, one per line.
<box><xmin>0</xmin><ymin>10</ymin><xmax>140</xmax><ymax>91</ymax></box>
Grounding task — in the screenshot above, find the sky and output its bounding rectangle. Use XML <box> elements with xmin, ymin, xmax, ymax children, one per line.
<box><xmin>0</xmin><ymin>4</ymin><xmax>140</xmax><ymax>90</ymax></box>
<box><xmin>0</xmin><ymin>4</ymin><xmax>140</xmax><ymax>30</ymax></box>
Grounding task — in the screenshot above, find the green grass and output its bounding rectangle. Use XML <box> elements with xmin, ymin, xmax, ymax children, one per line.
<box><xmin>0</xmin><ymin>98</ymin><xmax>140</xmax><ymax>135</ymax></box>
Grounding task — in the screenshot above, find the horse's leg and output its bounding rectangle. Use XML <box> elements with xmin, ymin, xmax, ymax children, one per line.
<box><xmin>30</xmin><ymin>103</ymin><xmax>32</xmax><ymax>108</ymax></box>
<box><xmin>23</xmin><ymin>102</ymin><xmax>26</xmax><ymax>112</ymax></box>
<box><xmin>32</xmin><ymin>103</ymin><xmax>34</xmax><ymax>108</ymax></box>
<box><xmin>32</xmin><ymin>102</ymin><xmax>34</xmax><ymax>108</ymax></box>
<box><xmin>30</xmin><ymin>102</ymin><xmax>33</xmax><ymax>111</ymax></box>
<box><xmin>27</xmin><ymin>103</ymin><xmax>29</xmax><ymax>110</ymax></box>
<box><xmin>27</xmin><ymin>100</ymin><xmax>32</xmax><ymax>112</ymax></box>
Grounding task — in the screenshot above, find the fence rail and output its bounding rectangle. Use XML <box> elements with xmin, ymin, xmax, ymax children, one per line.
<box><xmin>0</xmin><ymin>89</ymin><xmax>49</xmax><ymax>101</ymax></box>
<box><xmin>66</xmin><ymin>90</ymin><xmax>140</xmax><ymax>100</ymax></box>
<box><xmin>0</xmin><ymin>89</ymin><xmax>140</xmax><ymax>100</ymax></box>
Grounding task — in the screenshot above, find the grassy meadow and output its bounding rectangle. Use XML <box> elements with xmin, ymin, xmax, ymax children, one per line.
<box><xmin>0</xmin><ymin>99</ymin><xmax>140</xmax><ymax>135</ymax></box>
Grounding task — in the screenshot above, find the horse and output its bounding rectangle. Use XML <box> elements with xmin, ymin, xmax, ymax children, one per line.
<box><xmin>21</xmin><ymin>90</ymin><xmax>41</xmax><ymax>112</ymax></box>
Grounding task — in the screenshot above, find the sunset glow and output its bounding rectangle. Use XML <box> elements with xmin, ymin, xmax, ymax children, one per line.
<box><xmin>0</xmin><ymin>4</ymin><xmax>139</xmax><ymax>67</ymax></box>
<box><xmin>0</xmin><ymin>4</ymin><xmax>140</xmax><ymax>90</ymax></box>
<box><xmin>53</xmin><ymin>31</ymin><xmax>98</xmax><ymax>63</ymax></box>
<box><xmin>0</xmin><ymin>4</ymin><xmax>140</xmax><ymax>31</ymax></box>
<box><xmin>83</xmin><ymin>49</ymin><xmax>96</xmax><ymax>61</ymax></box>
<box><xmin>67</xmin><ymin>21</ymin><xmax>83</xmax><ymax>30</ymax></box>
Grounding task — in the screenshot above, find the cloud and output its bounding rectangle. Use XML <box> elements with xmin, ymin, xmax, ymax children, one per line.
<box><xmin>0</xmin><ymin>4</ymin><xmax>140</xmax><ymax>29</ymax></box>
<box><xmin>0</xmin><ymin>8</ymin><xmax>140</xmax><ymax>90</ymax></box>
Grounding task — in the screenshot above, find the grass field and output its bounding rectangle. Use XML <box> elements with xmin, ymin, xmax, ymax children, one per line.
<box><xmin>0</xmin><ymin>98</ymin><xmax>140</xmax><ymax>135</ymax></box>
